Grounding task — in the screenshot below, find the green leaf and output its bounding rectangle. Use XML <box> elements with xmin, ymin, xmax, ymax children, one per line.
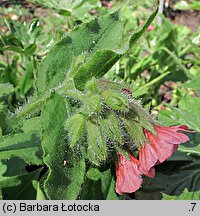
<box><xmin>24</xmin><ymin>44</ymin><xmax>37</xmax><ymax>55</ymax></box>
<box><xmin>183</xmin><ymin>74</ymin><xmax>200</xmax><ymax>90</ymax></box>
<box><xmin>177</xmin><ymin>96</ymin><xmax>200</xmax><ymax>131</ymax></box>
<box><xmin>141</xmin><ymin>162</ymin><xmax>200</xmax><ymax>198</ymax></box>
<box><xmin>74</xmin><ymin>7</ymin><xmax>158</xmax><ymax>90</ymax></box>
<box><xmin>101</xmin><ymin>169</ymin><xmax>124</xmax><ymax>200</ymax></box>
<box><xmin>41</xmin><ymin>92</ymin><xmax>85</xmax><ymax>199</ymax></box>
<box><xmin>22</xmin><ymin>117</ymin><xmax>41</xmax><ymax>133</ymax></box>
<box><xmin>19</xmin><ymin>61</ymin><xmax>34</xmax><ymax>95</ymax></box>
<box><xmin>3</xmin><ymin>44</ymin><xmax>37</xmax><ymax>55</ymax></box>
<box><xmin>29</xmin><ymin>0</ymin><xmax>100</xmax><ymax>19</ymax></box>
<box><xmin>0</xmin><ymin>168</ymin><xmax>41</xmax><ymax>200</ymax></box>
<box><xmin>158</xmin><ymin>95</ymin><xmax>200</xmax><ymax>132</ymax></box>
<box><xmin>158</xmin><ymin>109</ymin><xmax>181</xmax><ymax>126</ymax></box>
<box><xmin>36</xmin><ymin>12</ymin><xmax>124</xmax><ymax>95</ymax></box>
<box><xmin>74</xmin><ymin>51</ymin><xmax>121</xmax><ymax>90</ymax></box>
<box><xmin>129</xmin><ymin>6</ymin><xmax>158</xmax><ymax>47</ymax></box>
<box><xmin>36</xmin><ymin>7</ymin><xmax>158</xmax><ymax>93</ymax></box>
<box><xmin>163</xmin><ymin>188</ymin><xmax>200</xmax><ymax>200</ymax></box>
<box><xmin>0</xmin><ymin>158</ymin><xmax>27</xmax><ymax>177</ymax></box>
<box><xmin>0</xmin><ymin>132</ymin><xmax>43</xmax><ymax>165</ymax></box>
<box><xmin>167</xmin><ymin>150</ymin><xmax>195</xmax><ymax>162</ymax></box>
<box><xmin>80</xmin><ymin>167</ymin><xmax>125</xmax><ymax>200</ymax></box>
<box><xmin>0</xmin><ymin>83</ymin><xmax>14</xmax><ymax>98</ymax></box>
<box><xmin>179</xmin><ymin>132</ymin><xmax>200</xmax><ymax>158</ymax></box>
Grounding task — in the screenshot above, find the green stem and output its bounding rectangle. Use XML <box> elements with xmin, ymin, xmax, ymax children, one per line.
<box><xmin>162</xmin><ymin>47</ymin><xmax>192</xmax><ymax>79</ymax></box>
<box><xmin>11</xmin><ymin>80</ymin><xmax>75</xmax><ymax>121</ymax></box>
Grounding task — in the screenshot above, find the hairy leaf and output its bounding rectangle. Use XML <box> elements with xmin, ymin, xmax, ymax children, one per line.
<box><xmin>0</xmin><ymin>132</ymin><xmax>42</xmax><ymax>165</ymax></box>
<box><xmin>74</xmin><ymin>7</ymin><xmax>158</xmax><ymax>90</ymax></box>
<box><xmin>140</xmin><ymin>162</ymin><xmax>200</xmax><ymax>199</ymax></box>
<box><xmin>41</xmin><ymin>92</ymin><xmax>85</xmax><ymax>199</ymax></box>
<box><xmin>80</xmin><ymin>167</ymin><xmax>125</xmax><ymax>200</ymax></box>
<box><xmin>0</xmin><ymin>168</ymin><xmax>41</xmax><ymax>200</ymax></box>
<box><xmin>36</xmin><ymin>12</ymin><xmax>123</xmax><ymax>94</ymax></box>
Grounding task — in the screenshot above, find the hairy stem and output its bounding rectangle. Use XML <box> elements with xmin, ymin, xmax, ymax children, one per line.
<box><xmin>10</xmin><ymin>80</ymin><xmax>75</xmax><ymax>122</ymax></box>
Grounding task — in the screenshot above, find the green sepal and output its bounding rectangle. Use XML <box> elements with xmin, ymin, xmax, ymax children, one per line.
<box><xmin>121</xmin><ymin>117</ymin><xmax>148</xmax><ymax>148</ymax></box>
<box><xmin>87</xmin><ymin>119</ymin><xmax>107</xmax><ymax>165</ymax></box>
<box><xmin>115</xmin><ymin>145</ymin><xmax>130</xmax><ymax>160</ymax></box>
<box><xmin>86</xmin><ymin>94</ymin><xmax>102</xmax><ymax>114</ymax></box>
<box><xmin>98</xmin><ymin>79</ymin><xmax>128</xmax><ymax>92</ymax></box>
<box><xmin>85</xmin><ymin>78</ymin><xmax>100</xmax><ymax>94</ymax></box>
<box><xmin>65</xmin><ymin>113</ymin><xmax>86</xmax><ymax>148</ymax></box>
<box><xmin>130</xmin><ymin>102</ymin><xmax>157</xmax><ymax>135</ymax></box>
<box><xmin>102</xmin><ymin>90</ymin><xmax>129</xmax><ymax>111</ymax></box>
<box><xmin>99</xmin><ymin>111</ymin><xmax>123</xmax><ymax>143</ymax></box>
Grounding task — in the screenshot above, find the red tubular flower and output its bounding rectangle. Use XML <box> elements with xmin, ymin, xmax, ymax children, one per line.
<box><xmin>115</xmin><ymin>153</ymin><xmax>143</xmax><ymax>195</ymax></box>
<box><xmin>139</xmin><ymin>125</ymin><xmax>191</xmax><ymax>176</ymax></box>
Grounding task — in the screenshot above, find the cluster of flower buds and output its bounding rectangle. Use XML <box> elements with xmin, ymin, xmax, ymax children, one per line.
<box><xmin>65</xmin><ymin>78</ymin><xmax>191</xmax><ymax>194</ymax></box>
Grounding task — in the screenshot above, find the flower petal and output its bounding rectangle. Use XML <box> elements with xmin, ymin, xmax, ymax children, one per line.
<box><xmin>115</xmin><ymin>153</ymin><xmax>143</xmax><ymax>195</ymax></box>
<box><xmin>146</xmin><ymin>130</ymin><xmax>176</xmax><ymax>163</ymax></box>
<box><xmin>154</xmin><ymin>125</ymin><xmax>190</xmax><ymax>144</ymax></box>
<box><xmin>139</xmin><ymin>144</ymin><xmax>157</xmax><ymax>174</ymax></box>
<box><xmin>139</xmin><ymin>125</ymin><xmax>190</xmax><ymax>174</ymax></box>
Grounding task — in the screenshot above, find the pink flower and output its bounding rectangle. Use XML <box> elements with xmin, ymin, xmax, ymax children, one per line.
<box><xmin>115</xmin><ymin>125</ymin><xmax>191</xmax><ymax>195</ymax></box>
<box><xmin>115</xmin><ymin>153</ymin><xmax>143</xmax><ymax>195</ymax></box>
<box><xmin>139</xmin><ymin>125</ymin><xmax>190</xmax><ymax>176</ymax></box>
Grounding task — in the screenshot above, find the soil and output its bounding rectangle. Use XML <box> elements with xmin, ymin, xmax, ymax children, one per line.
<box><xmin>166</xmin><ymin>9</ymin><xmax>200</xmax><ymax>32</ymax></box>
<box><xmin>164</xmin><ymin>0</ymin><xmax>200</xmax><ymax>32</ymax></box>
